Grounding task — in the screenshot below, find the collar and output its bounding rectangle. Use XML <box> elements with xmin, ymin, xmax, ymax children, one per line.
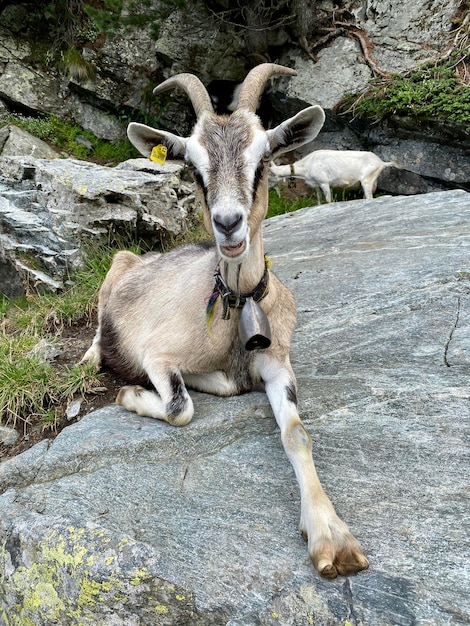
<box><xmin>207</xmin><ymin>256</ymin><xmax>270</xmax><ymax>321</ymax></box>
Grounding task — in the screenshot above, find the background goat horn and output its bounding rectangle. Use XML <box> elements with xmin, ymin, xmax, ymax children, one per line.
<box><xmin>153</xmin><ymin>73</ymin><xmax>214</xmax><ymax>118</ymax></box>
<box><xmin>237</xmin><ymin>63</ymin><xmax>297</xmax><ymax>113</ymax></box>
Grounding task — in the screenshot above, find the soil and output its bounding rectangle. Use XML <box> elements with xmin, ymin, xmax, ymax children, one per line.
<box><xmin>0</xmin><ymin>319</ymin><xmax>125</xmax><ymax>462</ymax></box>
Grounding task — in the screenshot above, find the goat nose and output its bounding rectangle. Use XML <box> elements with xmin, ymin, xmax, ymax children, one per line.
<box><xmin>213</xmin><ymin>213</ymin><xmax>243</xmax><ymax>236</ymax></box>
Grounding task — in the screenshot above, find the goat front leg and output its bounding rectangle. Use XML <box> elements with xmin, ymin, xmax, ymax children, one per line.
<box><xmin>117</xmin><ymin>360</ymin><xmax>194</xmax><ymax>426</ymax></box>
<box><xmin>257</xmin><ymin>354</ymin><xmax>369</xmax><ymax>578</ymax></box>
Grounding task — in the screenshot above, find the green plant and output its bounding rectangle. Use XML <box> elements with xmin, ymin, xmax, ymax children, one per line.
<box><xmin>267</xmin><ymin>189</ymin><xmax>320</xmax><ymax>218</ymax></box>
<box><xmin>0</xmin><ymin>338</ymin><xmax>57</xmax><ymax>428</ymax></box>
<box><xmin>83</xmin><ymin>0</ymin><xmax>123</xmax><ymax>38</ymax></box>
<box><xmin>62</xmin><ymin>46</ymin><xmax>96</xmax><ymax>82</ymax></box>
<box><xmin>340</xmin><ymin>50</ymin><xmax>470</xmax><ymax>127</ymax></box>
<box><xmin>0</xmin><ymin>243</ymin><xmax>118</xmax><ymax>430</ymax></box>
<box><xmin>0</xmin><ymin>331</ymin><xmax>105</xmax><ymax>429</ymax></box>
<box><xmin>1</xmin><ymin>114</ymin><xmax>139</xmax><ymax>163</ymax></box>
<box><xmin>83</xmin><ymin>0</ymin><xmax>186</xmax><ymax>41</ymax></box>
<box><xmin>60</xmin><ymin>361</ymin><xmax>105</xmax><ymax>399</ymax></box>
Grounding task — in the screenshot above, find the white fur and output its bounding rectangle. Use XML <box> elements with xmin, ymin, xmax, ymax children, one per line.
<box><xmin>270</xmin><ymin>149</ymin><xmax>400</xmax><ymax>202</ymax></box>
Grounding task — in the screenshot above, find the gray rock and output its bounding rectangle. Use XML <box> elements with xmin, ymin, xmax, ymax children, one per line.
<box><xmin>1</xmin><ymin>1</ymin><xmax>467</xmax><ymax>196</ymax></box>
<box><xmin>362</xmin><ymin>0</ymin><xmax>461</xmax><ymax>72</ymax></box>
<box><xmin>155</xmin><ymin>2</ymin><xmax>246</xmax><ymax>83</ymax></box>
<box><xmin>0</xmin><ymin>156</ymin><xmax>198</xmax><ymax>294</ymax></box>
<box><xmin>352</xmin><ymin>117</ymin><xmax>470</xmax><ymax>195</ymax></box>
<box><xmin>0</xmin><ymin>248</ymin><xmax>25</xmax><ymax>298</ymax></box>
<box><xmin>1</xmin><ymin>189</ymin><xmax>469</xmax><ymax>624</ymax></box>
<box><xmin>0</xmin><ymin>125</ymin><xmax>62</xmax><ymax>159</ymax></box>
<box><xmin>0</xmin><ymin>426</ymin><xmax>19</xmax><ymax>447</ymax></box>
<box><xmin>27</xmin><ymin>338</ymin><xmax>62</xmax><ymax>363</ymax></box>
<box><xmin>284</xmin><ymin>38</ymin><xmax>373</xmax><ymax>110</ymax></box>
<box><xmin>0</xmin><ymin>59</ymin><xmax>63</xmax><ymax>116</ymax></box>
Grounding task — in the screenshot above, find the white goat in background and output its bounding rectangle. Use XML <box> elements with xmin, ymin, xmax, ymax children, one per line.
<box><xmin>82</xmin><ymin>64</ymin><xmax>369</xmax><ymax>579</ymax></box>
<box><xmin>270</xmin><ymin>149</ymin><xmax>400</xmax><ymax>202</ymax></box>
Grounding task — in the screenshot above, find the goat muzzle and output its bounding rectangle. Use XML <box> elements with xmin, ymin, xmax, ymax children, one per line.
<box><xmin>238</xmin><ymin>298</ymin><xmax>271</xmax><ymax>351</ymax></box>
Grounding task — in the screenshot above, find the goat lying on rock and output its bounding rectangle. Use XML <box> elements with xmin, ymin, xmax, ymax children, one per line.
<box><xmin>82</xmin><ymin>64</ymin><xmax>369</xmax><ymax>579</ymax></box>
<box><xmin>270</xmin><ymin>149</ymin><xmax>400</xmax><ymax>202</ymax></box>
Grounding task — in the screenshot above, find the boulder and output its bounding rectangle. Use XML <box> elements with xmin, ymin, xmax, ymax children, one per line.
<box><xmin>0</xmin><ymin>125</ymin><xmax>62</xmax><ymax>159</ymax></box>
<box><xmin>283</xmin><ymin>38</ymin><xmax>373</xmax><ymax>111</ymax></box>
<box><xmin>0</xmin><ymin>157</ymin><xmax>198</xmax><ymax>294</ymax></box>
<box><xmin>0</xmin><ymin>189</ymin><xmax>468</xmax><ymax>624</ymax></box>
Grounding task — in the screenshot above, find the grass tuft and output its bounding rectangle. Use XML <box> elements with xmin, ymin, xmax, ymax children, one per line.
<box><xmin>267</xmin><ymin>189</ymin><xmax>320</xmax><ymax>218</ymax></box>
<box><xmin>0</xmin><ymin>243</ymin><xmax>116</xmax><ymax>431</ymax></box>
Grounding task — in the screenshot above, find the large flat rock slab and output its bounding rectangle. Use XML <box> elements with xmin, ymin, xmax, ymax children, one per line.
<box><xmin>1</xmin><ymin>190</ymin><xmax>469</xmax><ymax>625</ymax></box>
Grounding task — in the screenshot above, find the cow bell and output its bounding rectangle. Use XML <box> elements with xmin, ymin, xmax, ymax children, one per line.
<box><xmin>238</xmin><ymin>297</ymin><xmax>271</xmax><ymax>351</ymax></box>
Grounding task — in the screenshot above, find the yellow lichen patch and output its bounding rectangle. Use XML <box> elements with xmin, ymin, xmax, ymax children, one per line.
<box><xmin>42</xmin><ymin>529</ymin><xmax>88</xmax><ymax>570</ymax></box>
<box><xmin>1</xmin><ymin>526</ymin><xmax>172</xmax><ymax>622</ymax></box>
<box><xmin>77</xmin><ymin>577</ymin><xmax>102</xmax><ymax>606</ymax></box>
<box><xmin>4</xmin><ymin>526</ymin><xmax>131</xmax><ymax>621</ymax></box>
<box><xmin>118</xmin><ymin>537</ymin><xmax>130</xmax><ymax>549</ymax></box>
<box><xmin>129</xmin><ymin>566</ymin><xmax>151</xmax><ymax>586</ymax></box>
<box><xmin>12</xmin><ymin>563</ymin><xmax>66</xmax><ymax>621</ymax></box>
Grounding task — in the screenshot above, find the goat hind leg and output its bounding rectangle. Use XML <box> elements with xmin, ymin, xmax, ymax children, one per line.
<box><xmin>183</xmin><ymin>371</ymin><xmax>239</xmax><ymax>396</ymax></box>
<box><xmin>117</xmin><ymin>362</ymin><xmax>194</xmax><ymax>426</ymax></box>
<box><xmin>258</xmin><ymin>355</ymin><xmax>368</xmax><ymax>578</ymax></box>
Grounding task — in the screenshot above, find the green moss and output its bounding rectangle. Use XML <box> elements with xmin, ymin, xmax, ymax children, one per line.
<box><xmin>340</xmin><ymin>50</ymin><xmax>470</xmax><ymax>127</ymax></box>
<box><xmin>1</xmin><ymin>114</ymin><xmax>138</xmax><ymax>164</ymax></box>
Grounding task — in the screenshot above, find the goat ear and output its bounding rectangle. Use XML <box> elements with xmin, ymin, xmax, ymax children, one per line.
<box><xmin>267</xmin><ymin>105</ymin><xmax>325</xmax><ymax>158</ymax></box>
<box><xmin>127</xmin><ymin>122</ymin><xmax>187</xmax><ymax>160</ymax></box>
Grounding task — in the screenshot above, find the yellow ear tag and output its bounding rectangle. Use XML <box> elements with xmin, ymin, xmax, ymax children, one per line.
<box><xmin>150</xmin><ymin>144</ymin><xmax>167</xmax><ymax>164</ymax></box>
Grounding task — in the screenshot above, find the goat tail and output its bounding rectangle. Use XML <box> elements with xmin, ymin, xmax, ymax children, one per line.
<box><xmin>385</xmin><ymin>160</ymin><xmax>403</xmax><ymax>170</ymax></box>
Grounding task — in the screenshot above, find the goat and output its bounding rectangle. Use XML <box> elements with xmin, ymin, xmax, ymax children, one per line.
<box><xmin>270</xmin><ymin>149</ymin><xmax>400</xmax><ymax>203</ymax></box>
<box><xmin>82</xmin><ymin>64</ymin><xmax>369</xmax><ymax>579</ymax></box>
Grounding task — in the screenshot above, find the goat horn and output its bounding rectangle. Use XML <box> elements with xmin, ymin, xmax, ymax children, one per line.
<box><xmin>153</xmin><ymin>73</ymin><xmax>214</xmax><ymax>118</ymax></box>
<box><xmin>237</xmin><ymin>63</ymin><xmax>297</xmax><ymax>113</ymax></box>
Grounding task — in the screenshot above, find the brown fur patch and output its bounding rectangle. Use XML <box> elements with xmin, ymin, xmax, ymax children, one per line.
<box><xmin>99</xmin><ymin>312</ymin><xmax>150</xmax><ymax>387</ymax></box>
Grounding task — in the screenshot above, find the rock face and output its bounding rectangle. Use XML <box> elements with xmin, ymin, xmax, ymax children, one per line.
<box><xmin>1</xmin><ymin>189</ymin><xmax>469</xmax><ymax>624</ymax></box>
<box><xmin>0</xmin><ymin>0</ymin><xmax>467</xmax><ymax>195</ymax></box>
<box><xmin>282</xmin><ymin>0</ymin><xmax>462</xmax><ymax>109</ymax></box>
<box><xmin>0</xmin><ymin>155</ymin><xmax>198</xmax><ymax>294</ymax></box>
